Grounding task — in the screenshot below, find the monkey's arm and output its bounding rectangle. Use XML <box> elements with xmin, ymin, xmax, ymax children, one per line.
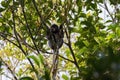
<box><xmin>46</xmin><ymin>28</ymin><xmax>51</xmax><ymax>40</ymax></box>
<box><xmin>59</xmin><ymin>24</ymin><xmax>64</xmax><ymax>38</ymax></box>
<box><xmin>46</xmin><ymin>28</ymin><xmax>57</xmax><ymax>50</ymax></box>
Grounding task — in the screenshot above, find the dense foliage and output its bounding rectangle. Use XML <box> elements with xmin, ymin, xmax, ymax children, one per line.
<box><xmin>0</xmin><ymin>0</ymin><xmax>120</xmax><ymax>80</ymax></box>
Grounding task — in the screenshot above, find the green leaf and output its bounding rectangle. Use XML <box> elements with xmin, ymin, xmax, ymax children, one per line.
<box><xmin>83</xmin><ymin>40</ymin><xmax>89</xmax><ymax>47</ymax></box>
<box><xmin>105</xmin><ymin>20</ymin><xmax>112</xmax><ymax>23</ymax></box>
<box><xmin>80</xmin><ymin>13</ymin><xmax>86</xmax><ymax>17</ymax></box>
<box><xmin>28</xmin><ymin>55</ymin><xmax>40</xmax><ymax>67</ymax></box>
<box><xmin>62</xmin><ymin>74</ymin><xmax>69</xmax><ymax>80</ymax></box>
<box><xmin>116</xmin><ymin>27</ymin><xmax>120</xmax><ymax>36</ymax></box>
<box><xmin>75</xmin><ymin>40</ymin><xmax>85</xmax><ymax>48</ymax></box>
<box><xmin>1</xmin><ymin>0</ymin><xmax>11</xmax><ymax>8</ymax></box>
<box><xmin>94</xmin><ymin>37</ymin><xmax>100</xmax><ymax>44</ymax></box>
<box><xmin>19</xmin><ymin>76</ymin><xmax>34</xmax><ymax>80</ymax></box>
<box><xmin>38</xmin><ymin>54</ymin><xmax>44</xmax><ymax>65</ymax></box>
<box><xmin>79</xmin><ymin>47</ymin><xmax>88</xmax><ymax>54</ymax></box>
<box><xmin>44</xmin><ymin>67</ymin><xmax>50</xmax><ymax>80</ymax></box>
<box><xmin>5</xmin><ymin>12</ymin><xmax>11</xmax><ymax>19</ymax></box>
<box><xmin>0</xmin><ymin>8</ymin><xmax>5</xmax><ymax>12</ymax></box>
<box><xmin>90</xmin><ymin>3</ymin><xmax>97</xmax><ymax>10</ymax></box>
<box><xmin>1</xmin><ymin>1</ymin><xmax>6</xmax><ymax>7</ymax></box>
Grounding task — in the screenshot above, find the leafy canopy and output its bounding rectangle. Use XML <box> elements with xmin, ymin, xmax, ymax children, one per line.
<box><xmin>0</xmin><ymin>0</ymin><xmax>120</xmax><ymax>80</ymax></box>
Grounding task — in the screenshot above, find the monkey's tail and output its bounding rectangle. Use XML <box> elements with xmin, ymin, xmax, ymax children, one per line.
<box><xmin>52</xmin><ymin>49</ymin><xmax>59</xmax><ymax>80</ymax></box>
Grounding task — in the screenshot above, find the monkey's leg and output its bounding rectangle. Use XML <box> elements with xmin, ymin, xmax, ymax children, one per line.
<box><xmin>52</xmin><ymin>49</ymin><xmax>59</xmax><ymax>80</ymax></box>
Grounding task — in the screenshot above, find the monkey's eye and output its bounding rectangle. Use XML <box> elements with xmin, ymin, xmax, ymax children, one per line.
<box><xmin>51</xmin><ymin>27</ymin><xmax>55</xmax><ymax>31</ymax></box>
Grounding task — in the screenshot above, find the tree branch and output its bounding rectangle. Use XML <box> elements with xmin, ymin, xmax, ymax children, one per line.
<box><xmin>12</xmin><ymin>0</ymin><xmax>37</xmax><ymax>77</ymax></box>
<box><xmin>68</xmin><ymin>43</ymin><xmax>81</xmax><ymax>73</ymax></box>
<box><xmin>32</xmin><ymin>0</ymin><xmax>49</xmax><ymax>30</ymax></box>
<box><xmin>20</xmin><ymin>0</ymin><xmax>40</xmax><ymax>55</ymax></box>
<box><xmin>64</xmin><ymin>24</ymin><xmax>81</xmax><ymax>74</ymax></box>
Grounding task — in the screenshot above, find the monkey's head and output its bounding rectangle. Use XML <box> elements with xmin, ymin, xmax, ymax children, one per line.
<box><xmin>51</xmin><ymin>24</ymin><xmax>59</xmax><ymax>33</ymax></box>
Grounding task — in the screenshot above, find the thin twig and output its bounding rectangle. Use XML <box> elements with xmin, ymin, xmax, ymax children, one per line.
<box><xmin>0</xmin><ymin>57</ymin><xmax>18</xmax><ymax>80</ymax></box>
<box><xmin>0</xmin><ymin>33</ymin><xmax>19</xmax><ymax>48</ymax></box>
<box><xmin>104</xmin><ymin>1</ymin><xmax>115</xmax><ymax>23</ymax></box>
<box><xmin>44</xmin><ymin>51</ymin><xmax>74</xmax><ymax>63</ymax></box>
<box><xmin>59</xmin><ymin>54</ymin><xmax>74</xmax><ymax>63</ymax></box>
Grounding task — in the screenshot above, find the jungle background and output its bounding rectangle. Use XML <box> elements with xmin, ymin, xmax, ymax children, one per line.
<box><xmin>0</xmin><ymin>0</ymin><xmax>120</xmax><ymax>80</ymax></box>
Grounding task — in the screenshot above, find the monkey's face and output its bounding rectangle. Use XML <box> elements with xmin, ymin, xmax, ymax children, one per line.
<box><xmin>51</xmin><ymin>24</ymin><xmax>59</xmax><ymax>33</ymax></box>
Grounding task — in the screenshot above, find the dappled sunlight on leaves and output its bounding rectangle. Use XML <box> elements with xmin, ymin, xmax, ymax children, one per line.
<box><xmin>0</xmin><ymin>0</ymin><xmax>120</xmax><ymax>80</ymax></box>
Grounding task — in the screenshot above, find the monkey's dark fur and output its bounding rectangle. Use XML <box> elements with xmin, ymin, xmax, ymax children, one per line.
<box><xmin>46</xmin><ymin>24</ymin><xmax>64</xmax><ymax>50</ymax></box>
